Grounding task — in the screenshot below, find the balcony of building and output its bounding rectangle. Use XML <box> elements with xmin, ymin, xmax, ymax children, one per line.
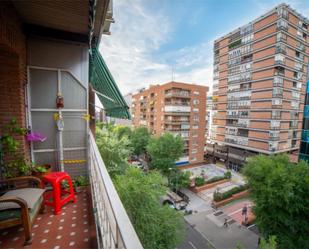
<box><xmin>0</xmin><ymin>2</ymin><xmax>141</xmax><ymax>248</ymax></box>
<box><xmin>165</xmin><ymin>89</ymin><xmax>191</xmax><ymax>99</ymax></box>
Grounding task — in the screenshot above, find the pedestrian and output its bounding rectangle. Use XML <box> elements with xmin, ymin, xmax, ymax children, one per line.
<box><xmin>242</xmin><ymin>204</ymin><xmax>248</xmax><ymax>216</ymax></box>
<box><xmin>223</xmin><ymin>218</ymin><xmax>228</xmax><ymax>228</ymax></box>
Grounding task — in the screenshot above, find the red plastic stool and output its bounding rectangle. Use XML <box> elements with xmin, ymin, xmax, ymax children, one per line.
<box><xmin>42</xmin><ymin>172</ymin><xmax>76</xmax><ymax>215</ymax></box>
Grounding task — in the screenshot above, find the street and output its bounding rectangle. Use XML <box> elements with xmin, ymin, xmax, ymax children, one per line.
<box><xmin>177</xmin><ymin>222</ymin><xmax>210</xmax><ymax>249</ymax></box>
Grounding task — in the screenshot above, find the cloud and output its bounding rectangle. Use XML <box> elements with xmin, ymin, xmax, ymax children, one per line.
<box><xmin>99</xmin><ymin>0</ymin><xmax>212</xmax><ymax>95</ymax></box>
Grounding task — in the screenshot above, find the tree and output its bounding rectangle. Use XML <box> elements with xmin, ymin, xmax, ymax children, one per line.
<box><xmin>236</xmin><ymin>236</ymin><xmax>277</xmax><ymax>249</ymax></box>
<box><xmin>130</xmin><ymin>127</ymin><xmax>151</xmax><ymax>156</ymax></box>
<box><xmin>169</xmin><ymin>170</ymin><xmax>191</xmax><ymax>191</ymax></box>
<box><xmin>147</xmin><ymin>133</ymin><xmax>184</xmax><ymax>174</ymax></box>
<box><xmin>114</xmin><ymin>167</ymin><xmax>185</xmax><ymax>249</ymax></box>
<box><xmin>96</xmin><ymin>125</ymin><xmax>132</xmax><ymax>178</ymax></box>
<box><xmin>113</xmin><ymin>125</ymin><xmax>132</xmax><ymax>139</ymax></box>
<box><xmin>243</xmin><ymin>154</ymin><xmax>309</xmax><ymax>249</ymax></box>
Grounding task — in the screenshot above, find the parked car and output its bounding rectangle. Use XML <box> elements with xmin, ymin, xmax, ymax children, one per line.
<box><xmin>160</xmin><ymin>191</ymin><xmax>188</xmax><ymax>210</ymax></box>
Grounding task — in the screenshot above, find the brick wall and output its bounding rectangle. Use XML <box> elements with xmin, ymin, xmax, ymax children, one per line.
<box><xmin>0</xmin><ymin>2</ymin><xmax>29</xmax><ymax>160</ymax></box>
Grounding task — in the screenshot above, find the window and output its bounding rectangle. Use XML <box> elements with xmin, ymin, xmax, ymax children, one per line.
<box><xmin>269</xmin><ymin>131</ymin><xmax>279</xmax><ymax>138</ymax></box>
<box><xmin>294</xmin><ymin>71</ymin><xmax>303</xmax><ymax>80</ymax></box>
<box><xmin>274</xmin><ymin>77</ymin><xmax>283</xmax><ymax>87</ymax></box>
<box><xmin>291</xmin><ymin>100</ymin><xmax>299</xmax><ymax>109</ymax></box>
<box><xmin>272</xmin><ymin>98</ymin><xmax>282</xmax><ymax>106</ymax></box>
<box><xmin>295</xmin><ymin>62</ymin><xmax>303</xmax><ymax>71</ymax></box>
<box><xmin>193</xmin><ymin>91</ymin><xmax>200</xmax><ymax>95</ymax></box>
<box><xmin>271</xmin><ymin>120</ymin><xmax>280</xmax><ymax>128</ymax></box>
<box><xmin>273</xmin><ymin>88</ymin><xmax>283</xmax><ymax>97</ymax></box>
<box><xmin>193</xmin><ymin>124</ymin><xmax>199</xmax><ymax>129</ymax></box>
<box><xmin>191</xmin><ymin>157</ymin><xmax>197</xmax><ymax>162</ymax></box>
<box><xmin>192</xmin><ymin>149</ymin><xmax>197</xmax><ymax>154</ymax></box>
<box><xmin>277</xmin><ymin>19</ymin><xmax>288</xmax><ymax>30</ymax></box>
<box><xmin>272</xmin><ymin>110</ymin><xmax>281</xmax><ymax>118</ymax></box>
<box><xmin>275</xmin><ymin>67</ymin><xmax>285</xmax><ymax>76</ymax></box>
<box><xmin>269</xmin><ymin>141</ymin><xmax>278</xmax><ymax>151</ymax></box>
<box><xmin>275</xmin><ymin>54</ymin><xmax>285</xmax><ymax>64</ymax></box>
<box><xmin>276</xmin><ymin>44</ymin><xmax>286</xmax><ymax>54</ymax></box>
<box><xmin>193</xmin><ymin>115</ymin><xmax>199</xmax><ymax>121</ymax></box>
<box><xmin>277</xmin><ymin>7</ymin><xmax>288</xmax><ymax>18</ymax></box>
<box><xmin>193</xmin><ymin>99</ymin><xmax>199</xmax><ymax>105</ymax></box>
<box><xmin>276</xmin><ymin>32</ymin><xmax>287</xmax><ymax>42</ymax></box>
<box><xmin>193</xmin><ymin>108</ymin><xmax>199</xmax><ymax>112</ymax></box>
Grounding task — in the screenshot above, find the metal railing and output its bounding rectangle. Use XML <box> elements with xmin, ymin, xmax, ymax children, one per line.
<box><xmin>89</xmin><ymin>132</ymin><xmax>143</xmax><ymax>249</ymax></box>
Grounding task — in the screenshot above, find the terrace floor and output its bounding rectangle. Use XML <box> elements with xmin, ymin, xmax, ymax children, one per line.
<box><xmin>0</xmin><ymin>188</ymin><xmax>97</xmax><ymax>249</ymax></box>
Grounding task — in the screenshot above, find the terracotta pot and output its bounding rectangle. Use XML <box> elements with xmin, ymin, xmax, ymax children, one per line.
<box><xmin>32</xmin><ymin>164</ymin><xmax>52</xmax><ymax>179</ymax></box>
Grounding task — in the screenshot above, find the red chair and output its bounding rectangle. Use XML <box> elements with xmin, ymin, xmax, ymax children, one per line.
<box><xmin>42</xmin><ymin>172</ymin><xmax>76</xmax><ymax>215</ymax></box>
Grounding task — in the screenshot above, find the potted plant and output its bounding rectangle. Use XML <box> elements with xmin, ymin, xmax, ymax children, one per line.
<box><xmin>73</xmin><ymin>176</ymin><xmax>89</xmax><ymax>193</ymax></box>
<box><xmin>32</xmin><ymin>164</ymin><xmax>52</xmax><ymax>179</ymax></box>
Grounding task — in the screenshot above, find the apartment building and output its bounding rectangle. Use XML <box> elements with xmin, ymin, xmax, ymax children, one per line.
<box><xmin>300</xmin><ymin>67</ymin><xmax>309</xmax><ymax>161</ymax></box>
<box><xmin>131</xmin><ymin>82</ymin><xmax>208</xmax><ymax>166</ymax></box>
<box><xmin>210</xmin><ymin>4</ymin><xmax>308</xmax><ymax>170</ymax></box>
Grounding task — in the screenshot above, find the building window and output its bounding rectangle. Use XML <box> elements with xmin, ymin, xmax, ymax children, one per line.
<box><xmin>272</xmin><ymin>98</ymin><xmax>282</xmax><ymax>106</ymax></box>
<box><xmin>277</xmin><ymin>19</ymin><xmax>288</xmax><ymax>30</ymax></box>
<box><xmin>276</xmin><ymin>32</ymin><xmax>287</xmax><ymax>42</ymax></box>
<box><xmin>193</xmin><ymin>124</ymin><xmax>199</xmax><ymax>129</ymax></box>
<box><xmin>191</xmin><ymin>157</ymin><xmax>197</xmax><ymax>161</ymax></box>
<box><xmin>193</xmin><ymin>115</ymin><xmax>199</xmax><ymax>122</ymax></box>
<box><xmin>193</xmin><ymin>91</ymin><xmax>200</xmax><ymax>95</ymax></box>
<box><xmin>193</xmin><ymin>108</ymin><xmax>199</xmax><ymax>112</ymax></box>
<box><xmin>192</xmin><ymin>149</ymin><xmax>197</xmax><ymax>154</ymax></box>
<box><xmin>271</xmin><ymin>120</ymin><xmax>280</xmax><ymax>128</ymax></box>
<box><xmin>275</xmin><ymin>54</ymin><xmax>285</xmax><ymax>64</ymax></box>
<box><xmin>193</xmin><ymin>99</ymin><xmax>199</xmax><ymax>105</ymax></box>
<box><xmin>269</xmin><ymin>141</ymin><xmax>279</xmax><ymax>151</ymax></box>
<box><xmin>274</xmin><ymin>77</ymin><xmax>283</xmax><ymax>87</ymax></box>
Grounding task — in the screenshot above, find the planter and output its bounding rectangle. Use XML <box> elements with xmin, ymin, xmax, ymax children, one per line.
<box><xmin>212</xmin><ymin>190</ymin><xmax>250</xmax><ymax>208</ymax></box>
<box><xmin>190</xmin><ymin>179</ymin><xmax>229</xmax><ymax>193</ymax></box>
<box><xmin>32</xmin><ymin>164</ymin><xmax>52</xmax><ymax>179</ymax></box>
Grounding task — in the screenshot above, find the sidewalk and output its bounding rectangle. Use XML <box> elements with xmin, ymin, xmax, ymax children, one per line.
<box><xmin>181</xmin><ymin>188</ymin><xmax>213</xmax><ymax>213</ymax></box>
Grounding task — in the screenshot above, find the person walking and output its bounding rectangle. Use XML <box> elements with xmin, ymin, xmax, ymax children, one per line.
<box><xmin>223</xmin><ymin>218</ymin><xmax>228</xmax><ymax>228</ymax></box>
<box><xmin>242</xmin><ymin>204</ymin><xmax>248</xmax><ymax>225</ymax></box>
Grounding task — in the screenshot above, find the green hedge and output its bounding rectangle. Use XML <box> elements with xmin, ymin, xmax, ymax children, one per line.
<box><xmin>205</xmin><ymin>175</ymin><xmax>226</xmax><ymax>184</ymax></box>
<box><xmin>195</xmin><ymin>171</ymin><xmax>232</xmax><ymax>186</ymax></box>
<box><xmin>213</xmin><ymin>184</ymin><xmax>248</xmax><ymax>202</ymax></box>
<box><xmin>195</xmin><ymin>176</ymin><xmax>205</xmax><ymax>186</ymax></box>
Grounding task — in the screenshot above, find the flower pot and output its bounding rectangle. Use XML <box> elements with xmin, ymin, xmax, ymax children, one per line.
<box><xmin>32</xmin><ymin>164</ymin><xmax>52</xmax><ymax>179</ymax></box>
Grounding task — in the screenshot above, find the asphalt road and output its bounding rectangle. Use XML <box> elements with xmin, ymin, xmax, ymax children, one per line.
<box><xmin>177</xmin><ymin>222</ymin><xmax>210</xmax><ymax>249</ymax></box>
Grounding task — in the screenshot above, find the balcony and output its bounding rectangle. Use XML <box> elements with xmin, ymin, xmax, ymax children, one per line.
<box><xmin>0</xmin><ymin>132</ymin><xmax>143</xmax><ymax>249</ymax></box>
<box><xmin>165</xmin><ymin>91</ymin><xmax>190</xmax><ymax>98</ymax></box>
<box><xmin>164</xmin><ymin>105</ymin><xmax>191</xmax><ymax>113</ymax></box>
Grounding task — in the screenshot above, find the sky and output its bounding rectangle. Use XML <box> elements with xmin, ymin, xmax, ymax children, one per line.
<box><xmin>99</xmin><ymin>0</ymin><xmax>309</xmax><ymax>95</ymax></box>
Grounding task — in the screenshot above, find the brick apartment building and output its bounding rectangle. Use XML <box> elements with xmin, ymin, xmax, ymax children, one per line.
<box><xmin>131</xmin><ymin>82</ymin><xmax>208</xmax><ymax>166</ymax></box>
<box><xmin>208</xmin><ymin>4</ymin><xmax>309</xmax><ymax>171</ymax></box>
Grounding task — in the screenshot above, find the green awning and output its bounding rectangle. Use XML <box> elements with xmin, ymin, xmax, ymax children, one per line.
<box><xmin>89</xmin><ymin>48</ymin><xmax>130</xmax><ymax>119</ymax></box>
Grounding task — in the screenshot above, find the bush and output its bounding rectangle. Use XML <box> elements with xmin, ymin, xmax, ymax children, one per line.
<box><xmin>224</xmin><ymin>171</ymin><xmax>232</xmax><ymax>179</ymax></box>
<box><xmin>205</xmin><ymin>175</ymin><xmax>226</xmax><ymax>184</ymax></box>
<box><xmin>213</xmin><ymin>184</ymin><xmax>248</xmax><ymax>202</ymax></box>
<box><xmin>195</xmin><ymin>176</ymin><xmax>205</xmax><ymax>187</ymax></box>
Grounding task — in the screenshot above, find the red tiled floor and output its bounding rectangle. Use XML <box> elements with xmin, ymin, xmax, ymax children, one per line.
<box><xmin>222</xmin><ymin>199</ymin><xmax>253</xmax><ymax>225</ymax></box>
<box><xmin>0</xmin><ymin>188</ymin><xmax>97</xmax><ymax>249</ymax></box>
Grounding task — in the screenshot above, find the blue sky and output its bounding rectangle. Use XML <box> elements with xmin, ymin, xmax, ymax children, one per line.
<box><xmin>100</xmin><ymin>0</ymin><xmax>309</xmax><ymax>95</ymax></box>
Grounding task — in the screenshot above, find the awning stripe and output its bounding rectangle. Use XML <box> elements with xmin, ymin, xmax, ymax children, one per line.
<box><xmin>89</xmin><ymin>48</ymin><xmax>130</xmax><ymax>119</ymax></box>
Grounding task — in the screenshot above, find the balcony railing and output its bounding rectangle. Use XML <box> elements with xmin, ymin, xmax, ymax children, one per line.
<box><xmin>89</xmin><ymin>132</ymin><xmax>143</xmax><ymax>249</ymax></box>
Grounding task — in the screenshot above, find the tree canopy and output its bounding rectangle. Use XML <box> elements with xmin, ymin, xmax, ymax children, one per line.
<box><xmin>130</xmin><ymin>127</ymin><xmax>151</xmax><ymax>156</ymax></box>
<box><xmin>96</xmin><ymin>125</ymin><xmax>132</xmax><ymax>178</ymax></box>
<box><xmin>243</xmin><ymin>154</ymin><xmax>309</xmax><ymax>249</ymax></box>
<box><xmin>147</xmin><ymin>133</ymin><xmax>184</xmax><ymax>174</ymax></box>
<box><xmin>114</xmin><ymin>167</ymin><xmax>185</xmax><ymax>249</ymax></box>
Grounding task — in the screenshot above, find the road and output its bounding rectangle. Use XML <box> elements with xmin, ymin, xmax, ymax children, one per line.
<box><xmin>177</xmin><ymin>222</ymin><xmax>210</xmax><ymax>249</ymax></box>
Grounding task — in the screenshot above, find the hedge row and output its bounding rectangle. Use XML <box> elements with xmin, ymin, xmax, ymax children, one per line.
<box><xmin>195</xmin><ymin>171</ymin><xmax>232</xmax><ymax>187</ymax></box>
<box><xmin>213</xmin><ymin>184</ymin><xmax>248</xmax><ymax>202</ymax></box>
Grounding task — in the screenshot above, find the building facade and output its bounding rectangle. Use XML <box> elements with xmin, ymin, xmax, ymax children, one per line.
<box><xmin>210</xmin><ymin>4</ymin><xmax>308</xmax><ymax>170</ymax></box>
<box><xmin>131</xmin><ymin>82</ymin><xmax>208</xmax><ymax>166</ymax></box>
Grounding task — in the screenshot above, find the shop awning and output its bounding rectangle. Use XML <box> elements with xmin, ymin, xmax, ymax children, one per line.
<box><xmin>89</xmin><ymin>48</ymin><xmax>130</xmax><ymax>119</ymax></box>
